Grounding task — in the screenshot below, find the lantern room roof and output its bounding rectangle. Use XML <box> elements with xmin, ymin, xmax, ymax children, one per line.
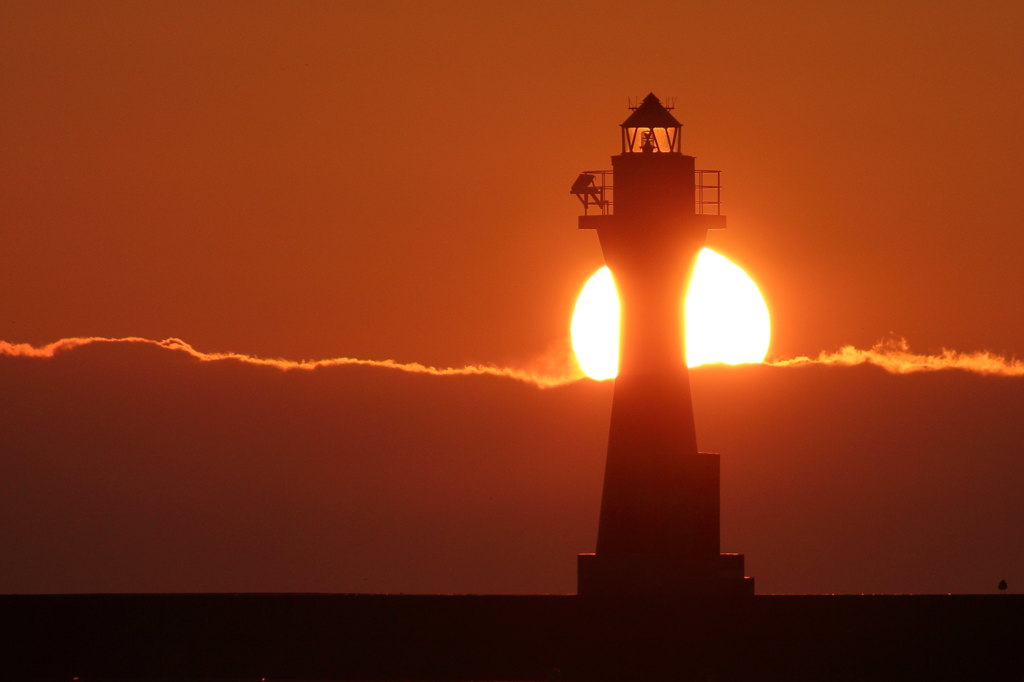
<box><xmin>621</xmin><ymin>92</ymin><xmax>682</xmax><ymax>129</ymax></box>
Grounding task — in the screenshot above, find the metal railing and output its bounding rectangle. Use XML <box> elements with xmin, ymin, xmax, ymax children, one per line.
<box><xmin>695</xmin><ymin>170</ymin><xmax>722</xmax><ymax>215</ymax></box>
<box><xmin>572</xmin><ymin>169</ymin><xmax>721</xmax><ymax>216</ymax></box>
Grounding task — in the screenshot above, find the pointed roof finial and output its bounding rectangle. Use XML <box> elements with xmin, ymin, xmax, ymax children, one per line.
<box><xmin>622</xmin><ymin>93</ymin><xmax>682</xmax><ymax>128</ymax></box>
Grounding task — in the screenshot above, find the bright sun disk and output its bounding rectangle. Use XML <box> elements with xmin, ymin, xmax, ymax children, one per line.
<box><xmin>571</xmin><ymin>248</ymin><xmax>770</xmax><ymax>380</ymax></box>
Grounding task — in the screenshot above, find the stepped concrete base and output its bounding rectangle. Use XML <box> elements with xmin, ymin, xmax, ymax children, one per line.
<box><xmin>578</xmin><ymin>551</ymin><xmax>754</xmax><ymax>596</ymax></box>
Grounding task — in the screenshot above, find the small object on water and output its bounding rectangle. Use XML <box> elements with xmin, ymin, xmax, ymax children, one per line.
<box><xmin>997</xmin><ymin>579</ymin><xmax>1007</xmax><ymax>592</ymax></box>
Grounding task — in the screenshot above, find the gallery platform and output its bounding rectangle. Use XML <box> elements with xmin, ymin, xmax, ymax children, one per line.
<box><xmin>3</xmin><ymin>592</ymin><xmax>1021</xmax><ymax>680</ymax></box>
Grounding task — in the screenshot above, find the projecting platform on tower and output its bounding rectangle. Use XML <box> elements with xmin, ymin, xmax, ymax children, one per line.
<box><xmin>571</xmin><ymin>168</ymin><xmax>726</xmax><ymax>230</ymax></box>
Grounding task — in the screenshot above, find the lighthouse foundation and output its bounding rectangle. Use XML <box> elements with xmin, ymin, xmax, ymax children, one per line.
<box><xmin>577</xmin><ymin>552</ymin><xmax>754</xmax><ymax>597</ymax></box>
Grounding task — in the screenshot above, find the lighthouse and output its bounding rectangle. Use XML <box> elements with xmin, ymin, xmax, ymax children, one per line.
<box><xmin>571</xmin><ymin>94</ymin><xmax>753</xmax><ymax>596</ymax></box>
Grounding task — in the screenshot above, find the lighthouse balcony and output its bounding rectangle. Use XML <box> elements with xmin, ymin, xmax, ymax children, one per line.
<box><xmin>573</xmin><ymin>169</ymin><xmax>726</xmax><ymax>229</ymax></box>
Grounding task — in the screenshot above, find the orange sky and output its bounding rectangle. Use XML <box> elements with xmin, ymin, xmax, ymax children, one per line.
<box><xmin>3</xmin><ymin>1</ymin><xmax>1023</xmax><ymax>368</ymax></box>
<box><xmin>2</xmin><ymin>3</ymin><xmax>1023</xmax><ymax>596</ymax></box>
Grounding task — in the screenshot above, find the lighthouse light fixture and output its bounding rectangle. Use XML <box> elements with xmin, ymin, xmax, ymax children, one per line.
<box><xmin>620</xmin><ymin>92</ymin><xmax>683</xmax><ymax>154</ymax></box>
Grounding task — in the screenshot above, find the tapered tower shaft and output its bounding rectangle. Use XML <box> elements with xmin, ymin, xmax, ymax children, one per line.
<box><xmin>596</xmin><ymin>132</ymin><xmax>716</xmax><ymax>559</ymax></box>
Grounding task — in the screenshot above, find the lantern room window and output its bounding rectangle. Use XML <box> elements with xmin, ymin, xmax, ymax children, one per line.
<box><xmin>623</xmin><ymin>126</ymin><xmax>679</xmax><ymax>154</ymax></box>
<box><xmin>620</xmin><ymin>93</ymin><xmax>682</xmax><ymax>154</ymax></box>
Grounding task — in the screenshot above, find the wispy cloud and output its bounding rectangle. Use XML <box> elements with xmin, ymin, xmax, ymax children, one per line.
<box><xmin>4</xmin><ymin>336</ymin><xmax>1022</xmax><ymax>385</ymax></box>
<box><xmin>0</xmin><ymin>336</ymin><xmax>582</xmax><ymax>388</ymax></box>
<box><xmin>770</xmin><ymin>337</ymin><xmax>1024</xmax><ymax>376</ymax></box>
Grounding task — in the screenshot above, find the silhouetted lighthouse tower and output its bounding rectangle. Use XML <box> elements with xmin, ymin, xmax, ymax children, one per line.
<box><xmin>571</xmin><ymin>94</ymin><xmax>752</xmax><ymax>596</ymax></box>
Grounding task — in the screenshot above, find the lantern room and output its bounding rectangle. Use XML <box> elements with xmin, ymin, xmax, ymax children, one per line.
<box><xmin>620</xmin><ymin>92</ymin><xmax>682</xmax><ymax>154</ymax></box>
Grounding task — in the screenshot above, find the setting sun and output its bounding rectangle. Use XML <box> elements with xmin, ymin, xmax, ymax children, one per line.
<box><xmin>571</xmin><ymin>248</ymin><xmax>770</xmax><ymax>379</ymax></box>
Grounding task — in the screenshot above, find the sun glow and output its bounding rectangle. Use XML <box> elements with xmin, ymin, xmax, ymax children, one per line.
<box><xmin>571</xmin><ymin>248</ymin><xmax>771</xmax><ymax>380</ymax></box>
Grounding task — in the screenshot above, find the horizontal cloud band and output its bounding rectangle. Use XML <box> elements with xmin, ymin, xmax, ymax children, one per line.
<box><xmin>2</xmin><ymin>336</ymin><xmax>1022</xmax><ymax>386</ymax></box>
<box><xmin>771</xmin><ymin>337</ymin><xmax>1024</xmax><ymax>377</ymax></box>
<box><xmin>0</xmin><ymin>336</ymin><xmax>578</xmax><ymax>388</ymax></box>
